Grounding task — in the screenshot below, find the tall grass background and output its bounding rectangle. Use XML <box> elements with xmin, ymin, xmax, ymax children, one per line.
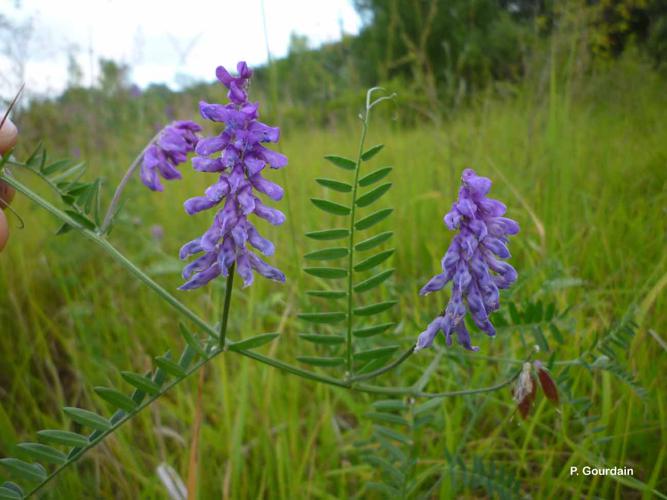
<box><xmin>1</xmin><ymin>15</ymin><xmax>667</xmax><ymax>499</ymax></box>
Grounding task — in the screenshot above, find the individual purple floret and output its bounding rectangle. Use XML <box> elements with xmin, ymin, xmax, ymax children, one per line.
<box><xmin>179</xmin><ymin>61</ymin><xmax>287</xmax><ymax>290</ymax></box>
<box><xmin>140</xmin><ymin>120</ymin><xmax>202</xmax><ymax>191</ymax></box>
<box><xmin>416</xmin><ymin>168</ymin><xmax>519</xmax><ymax>352</ymax></box>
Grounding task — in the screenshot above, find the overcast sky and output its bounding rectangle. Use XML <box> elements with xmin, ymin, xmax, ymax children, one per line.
<box><xmin>0</xmin><ymin>0</ymin><xmax>362</xmax><ymax>99</ymax></box>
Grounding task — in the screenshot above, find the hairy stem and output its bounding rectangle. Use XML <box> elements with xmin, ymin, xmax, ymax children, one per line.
<box><xmin>100</xmin><ymin>132</ymin><xmax>160</xmax><ymax>233</ymax></box>
<box><xmin>219</xmin><ymin>263</ymin><xmax>235</xmax><ymax>348</ymax></box>
<box><xmin>348</xmin><ymin>346</ymin><xmax>415</xmax><ymax>383</ymax></box>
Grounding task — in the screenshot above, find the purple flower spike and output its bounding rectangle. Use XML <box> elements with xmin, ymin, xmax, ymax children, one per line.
<box><xmin>416</xmin><ymin>168</ymin><xmax>519</xmax><ymax>352</ymax></box>
<box><xmin>179</xmin><ymin>62</ymin><xmax>286</xmax><ymax>290</ymax></box>
<box><xmin>140</xmin><ymin>121</ymin><xmax>202</xmax><ymax>191</ymax></box>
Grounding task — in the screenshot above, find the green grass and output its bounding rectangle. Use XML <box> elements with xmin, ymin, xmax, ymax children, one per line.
<box><xmin>1</xmin><ymin>56</ymin><xmax>666</xmax><ymax>498</ymax></box>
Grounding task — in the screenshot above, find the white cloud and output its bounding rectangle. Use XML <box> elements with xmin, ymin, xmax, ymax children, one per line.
<box><xmin>0</xmin><ymin>0</ymin><xmax>361</xmax><ymax>99</ymax></box>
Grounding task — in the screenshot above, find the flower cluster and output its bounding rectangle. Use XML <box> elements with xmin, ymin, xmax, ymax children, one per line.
<box><xmin>416</xmin><ymin>168</ymin><xmax>519</xmax><ymax>351</ymax></box>
<box><xmin>179</xmin><ymin>62</ymin><xmax>287</xmax><ymax>290</ymax></box>
<box><xmin>140</xmin><ymin>121</ymin><xmax>202</xmax><ymax>191</ymax></box>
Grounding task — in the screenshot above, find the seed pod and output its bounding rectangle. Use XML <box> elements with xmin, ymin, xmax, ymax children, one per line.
<box><xmin>535</xmin><ymin>361</ymin><xmax>559</xmax><ymax>405</ymax></box>
<box><xmin>513</xmin><ymin>362</ymin><xmax>537</xmax><ymax>419</ymax></box>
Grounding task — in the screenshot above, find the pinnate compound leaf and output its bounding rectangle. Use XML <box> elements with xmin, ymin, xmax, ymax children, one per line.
<box><xmin>229</xmin><ymin>333</ymin><xmax>279</xmax><ymax>351</ymax></box>
<box><xmin>361</xmin><ymin>144</ymin><xmax>384</xmax><ymax>161</ymax></box>
<box><xmin>298</xmin><ymin>312</ymin><xmax>346</xmax><ymax>324</ymax></box>
<box><xmin>356</xmin><ymin>183</ymin><xmax>391</xmax><ymax>207</ymax></box>
<box><xmin>0</xmin><ymin>459</ymin><xmax>46</xmax><ymax>483</ymax></box>
<box><xmin>37</xmin><ymin>430</ymin><xmax>88</xmax><ymax>448</ymax></box>
<box><xmin>316</xmin><ymin>178</ymin><xmax>352</xmax><ymax>192</ymax></box>
<box><xmin>355</xmin><ymin>232</ymin><xmax>393</xmax><ymax>251</ymax></box>
<box><xmin>306</xmin><ymin>290</ymin><xmax>347</xmax><ymax>299</ymax></box>
<box><xmin>354</xmin><ymin>250</ymin><xmax>395</xmax><ymax>272</ymax></box>
<box><xmin>17</xmin><ymin>443</ymin><xmax>66</xmax><ymax>464</ymax></box>
<box><xmin>154</xmin><ymin>356</ymin><xmax>186</xmax><ymax>378</ymax></box>
<box><xmin>359</xmin><ymin>167</ymin><xmax>392</xmax><ymax>187</ymax></box>
<box><xmin>353</xmin><ymin>345</ymin><xmax>399</xmax><ymax>361</ymax></box>
<box><xmin>296</xmin><ymin>356</ymin><xmax>345</xmax><ymax>367</ymax></box>
<box><xmin>355</xmin><ymin>208</ymin><xmax>393</xmax><ymax>230</ymax></box>
<box><xmin>354</xmin><ymin>269</ymin><xmax>394</xmax><ymax>293</ymax></box>
<box><xmin>63</xmin><ymin>407</ymin><xmax>111</xmax><ymax>431</ymax></box>
<box><xmin>94</xmin><ymin>387</ymin><xmax>138</xmax><ymax>413</ymax></box>
<box><xmin>354</xmin><ymin>301</ymin><xmax>397</xmax><ymax>316</ymax></box>
<box><xmin>305</xmin><ymin>228</ymin><xmax>349</xmax><ymax>240</ymax></box>
<box><xmin>324</xmin><ymin>155</ymin><xmax>356</xmax><ymax>170</ymax></box>
<box><xmin>353</xmin><ymin>323</ymin><xmax>394</xmax><ymax>338</ymax></box>
<box><xmin>304</xmin><ymin>247</ymin><xmax>349</xmax><ymax>260</ymax></box>
<box><xmin>121</xmin><ymin>372</ymin><xmax>160</xmax><ymax>395</ymax></box>
<box><xmin>304</xmin><ymin>267</ymin><xmax>347</xmax><ymax>279</ymax></box>
<box><xmin>299</xmin><ymin>334</ymin><xmax>345</xmax><ymax>345</ymax></box>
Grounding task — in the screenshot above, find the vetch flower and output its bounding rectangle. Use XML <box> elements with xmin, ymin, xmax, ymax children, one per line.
<box><xmin>179</xmin><ymin>61</ymin><xmax>286</xmax><ymax>290</ymax></box>
<box><xmin>140</xmin><ymin>121</ymin><xmax>202</xmax><ymax>191</ymax></box>
<box><xmin>416</xmin><ymin>168</ymin><xmax>519</xmax><ymax>351</ymax></box>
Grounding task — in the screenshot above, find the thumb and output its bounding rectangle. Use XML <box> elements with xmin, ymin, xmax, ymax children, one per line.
<box><xmin>0</xmin><ymin>117</ymin><xmax>18</xmax><ymax>155</ymax></box>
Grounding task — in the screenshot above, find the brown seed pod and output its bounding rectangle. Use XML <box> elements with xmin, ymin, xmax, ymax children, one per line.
<box><xmin>536</xmin><ymin>364</ymin><xmax>559</xmax><ymax>405</ymax></box>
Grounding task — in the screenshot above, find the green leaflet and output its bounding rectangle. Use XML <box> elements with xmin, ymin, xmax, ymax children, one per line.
<box><xmin>310</xmin><ymin>198</ymin><xmax>351</xmax><ymax>216</ymax></box>
<box><xmin>154</xmin><ymin>356</ymin><xmax>186</xmax><ymax>378</ymax></box>
<box><xmin>354</xmin><ymin>301</ymin><xmax>397</xmax><ymax>316</ymax></box>
<box><xmin>354</xmin><ymin>269</ymin><xmax>394</xmax><ymax>293</ymax></box>
<box><xmin>306</xmin><ymin>290</ymin><xmax>347</xmax><ymax>299</ymax></box>
<box><xmin>229</xmin><ymin>333</ymin><xmax>279</xmax><ymax>351</ymax></box>
<box><xmin>354</xmin><ymin>249</ymin><xmax>395</xmax><ymax>272</ymax></box>
<box><xmin>356</xmin><ymin>183</ymin><xmax>392</xmax><ymax>208</ymax></box>
<box><xmin>297</xmin><ymin>356</ymin><xmax>346</xmax><ymax>367</ymax></box>
<box><xmin>121</xmin><ymin>372</ymin><xmax>160</xmax><ymax>395</ymax></box>
<box><xmin>0</xmin><ymin>485</ymin><xmax>22</xmax><ymax>499</ymax></box>
<box><xmin>0</xmin><ymin>459</ymin><xmax>46</xmax><ymax>483</ymax></box>
<box><xmin>364</xmin><ymin>412</ymin><xmax>409</xmax><ymax>426</ymax></box>
<box><xmin>304</xmin><ymin>247</ymin><xmax>349</xmax><ymax>260</ymax></box>
<box><xmin>372</xmin><ymin>399</ymin><xmax>408</xmax><ymax>412</ymax></box>
<box><xmin>37</xmin><ymin>430</ymin><xmax>88</xmax><ymax>448</ymax></box>
<box><xmin>304</xmin><ymin>267</ymin><xmax>348</xmax><ymax>279</ymax></box>
<box><xmin>353</xmin><ymin>323</ymin><xmax>394</xmax><ymax>338</ymax></box>
<box><xmin>361</xmin><ymin>144</ymin><xmax>384</xmax><ymax>161</ymax></box>
<box><xmin>373</xmin><ymin>425</ymin><xmax>412</xmax><ymax>445</ymax></box>
<box><xmin>17</xmin><ymin>443</ymin><xmax>66</xmax><ymax>465</ymax></box>
<box><xmin>323</xmin><ymin>155</ymin><xmax>356</xmax><ymax>170</ymax></box>
<box><xmin>353</xmin><ymin>345</ymin><xmax>399</xmax><ymax>361</ymax></box>
<box><xmin>179</xmin><ymin>323</ymin><xmax>206</xmax><ymax>357</ymax></box>
<box><xmin>316</xmin><ymin>178</ymin><xmax>352</xmax><ymax>192</ymax></box>
<box><xmin>355</xmin><ymin>208</ymin><xmax>393</xmax><ymax>230</ymax></box>
<box><xmin>94</xmin><ymin>387</ymin><xmax>138</xmax><ymax>413</ymax></box>
<box><xmin>298</xmin><ymin>312</ymin><xmax>347</xmax><ymax>324</ymax></box>
<box><xmin>63</xmin><ymin>407</ymin><xmax>111</xmax><ymax>431</ymax></box>
<box><xmin>304</xmin><ymin>228</ymin><xmax>349</xmax><ymax>240</ymax></box>
<box><xmin>299</xmin><ymin>334</ymin><xmax>346</xmax><ymax>345</ymax></box>
<box><xmin>359</xmin><ymin>167</ymin><xmax>392</xmax><ymax>187</ymax></box>
<box><xmin>355</xmin><ymin>232</ymin><xmax>393</xmax><ymax>251</ymax></box>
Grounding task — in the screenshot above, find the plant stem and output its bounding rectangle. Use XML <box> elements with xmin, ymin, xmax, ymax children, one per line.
<box><xmin>100</xmin><ymin>131</ymin><xmax>161</xmax><ymax>234</ymax></box>
<box><xmin>348</xmin><ymin>346</ymin><xmax>415</xmax><ymax>383</ymax></box>
<box><xmin>345</xmin><ymin>115</ymin><xmax>369</xmax><ymax>376</ymax></box>
<box><xmin>0</xmin><ymin>171</ymin><xmax>217</xmax><ymax>338</ymax></box>
<box><xmin>219</xmin><ymin>263</ymin><xmax>235</xmax><ymax>348</ymax></box>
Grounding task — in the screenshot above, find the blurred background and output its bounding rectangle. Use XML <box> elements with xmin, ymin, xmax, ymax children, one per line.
<box><xmin>1</xmin><ymin>0</ymin><xmax>666</xmax><ymax>498</ymax></box>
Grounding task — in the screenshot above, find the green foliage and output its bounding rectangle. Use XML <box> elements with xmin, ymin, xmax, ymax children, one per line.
<box><xmin>299</xmin><ymin>91</ymin><xmax>399</xmax><ymax>378</ymax></box>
